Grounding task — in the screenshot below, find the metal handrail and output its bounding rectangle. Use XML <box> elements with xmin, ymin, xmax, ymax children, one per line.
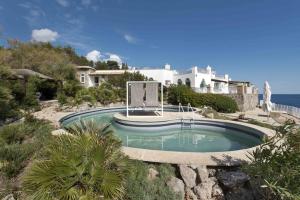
<box><xmin>178</xmin><ymin>103</ymin><xmax>185</xmax><ymax>113</ymax></box>
<box><xmin>187</xmin><ymin>103</ymin><xmax>195</xmax><ymax>120</ymax></box>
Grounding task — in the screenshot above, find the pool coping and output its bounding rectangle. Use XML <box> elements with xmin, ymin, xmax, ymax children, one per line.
<box><xmin>57</xmin><ymin>106</ymin><xmax>276</xmax><ymax>166</ymax></box>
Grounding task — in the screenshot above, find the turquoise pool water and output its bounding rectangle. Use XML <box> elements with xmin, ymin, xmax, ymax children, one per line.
<box><xmin>61</xmin><ymin>109</ymin><xmax>262</xmax><ymax>152</ymax></box>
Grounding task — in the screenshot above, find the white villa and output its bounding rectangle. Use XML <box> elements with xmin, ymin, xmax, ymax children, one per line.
<box><xmin>75</xmin><ymin>64</ymin><xmax>257</xmax><ymax>95</ymax></box>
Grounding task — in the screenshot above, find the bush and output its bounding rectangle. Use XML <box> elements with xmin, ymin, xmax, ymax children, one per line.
<box><xmin>74</xmin><ymin>88</ymin><xmax>96</xmax><ymax>106</ymax></box>
<box><xmin>243</xmin><ymin>121</ymin><xmax>300</xmax><ymax>199</ymax></box>
<box><xmin>0</xmin><ymin>85</ymin><xmax>19</xmax><ymax>121</ymax></box>
<box><xmin>167</xmin><ymin>85</ymin><xmax>238</xmax><ymax>113</ymax></box>
<box><xmin>0</xmin><ymin>118</ymin><xmax>53</xmax><ymax>178</ymax></box>
<box><xmin>125</xmin><ymin>161</ymin><xmax>180</xmax><ymax>200</ymax></box>
<box><xmin>22</xmin><ymin>121</ymin><xmax>130</xmax><ymax>200</ymax></box>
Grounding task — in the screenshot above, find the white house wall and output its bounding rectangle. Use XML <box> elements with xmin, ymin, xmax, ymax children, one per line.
<box><xmin>137</xmin><ymin>69</ymin><xmax>175</xmax><ymax>86</ymax></box>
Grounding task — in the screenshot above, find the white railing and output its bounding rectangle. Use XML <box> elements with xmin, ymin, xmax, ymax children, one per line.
<box><xmin>187</xmin><ymin>103</ymin><xmax>195</xmax><ymax>120</ymax></box>
<box><xmin>178</xmin><ymin>103</ymin><xmax>185</xmax><ymax>113</ymax></box>
<box><xmin>272</xmin><ymin>103</ymin><xmax>300</xmax><ymax>119</ymax></box>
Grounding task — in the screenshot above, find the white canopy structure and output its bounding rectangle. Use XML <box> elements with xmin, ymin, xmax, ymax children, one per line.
<box><xmin>263</xmin><ymin>81</ymin><xmax>272</xmax><ymax>113</ymax></box>
<box><xmin>126</xmin><ymin>81</ymin><xmax>163</xmax><ymax>117</ymax></box>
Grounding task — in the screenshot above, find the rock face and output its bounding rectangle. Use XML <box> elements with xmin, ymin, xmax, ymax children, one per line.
<box><xmin>226</xmin><ymin>187</ymin><xmax>254</xmax><ymax>200</ymax></box>
<box><xmin>147</xmin><ymin>167</ymin><xmax>159</xmax><ymax>181</ymax></box>
<box><xmin>167</xmin><ymin>176</ymin><xmax>185</xmax><ymax>200</ymax></box>
<box><xmin>185</xmin><ymin>187</ymin><xmax>198</xmax><ymax>200</ymax></box>
<box><xmin>212</xmin><ymin>183</ymin><xmax>225</xmax><ymax>200</ymax></box>
<box><xmin>217</xmin><ymin>171</ymin><xmax>250</xmax><ymax>189</ymax></box>
<box><xmin>193</xmin><ymin>179</ymin><xmax>214</xmax><ymax>200</ymax></box>
<box><xmin>179</xmin><ymin>165</ymin><xmax>196</xmax><ymax>188</ymax></box>
<box><xmin>2</xmin><ymin>194</ymin><xmax>15</xmax><ymax>200</ymax></box>
<box><xmin>196</xmin><ymin>165</ymin><xmax>209</xmax><ymax>183</ymax></box>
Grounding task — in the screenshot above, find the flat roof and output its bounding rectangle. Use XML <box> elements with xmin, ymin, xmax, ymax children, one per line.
<box><xmin>211</xmin><ymin>78</ymin><xmax>228</xmax><ymax>83</ymax></box>
<box><xmin>90</xmin><ymin>70</ymin><xmax>132</xmax><ymax>75</ymax></box>
<box><xmin>75</xmin><ymin>66</ymin><xmax>95</xmax><ymax>70</ymax></box>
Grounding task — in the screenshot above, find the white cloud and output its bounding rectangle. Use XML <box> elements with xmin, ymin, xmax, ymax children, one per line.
<box><xmin>86</xmin><ymin>50</ymin><xmax>102</xmax><ymax>62</ymax></box>
<box><xmin>56</xmin><ymin>0</ymin><xmax>69</xmax><ymax>7</ymax></box>
<box><xmin>124</xmin><ymin>34</ymin><xmax>138</xmax><ymax>44</ymax></box>
<box><xmin>31</xmin><ymin>28</ymin><xmax>59</xmax><ymax>42</ymax></box>
<box><xmin>19</xmin><ymin>2</ymin><xmax>46</xmax><ymax>26</ymax></box>
<box><xmin>107</xmin><ymin>54</ymin><xmax>122</xmax><ymax>65</ymax></box>
<box><xmin>81</xmin><ymin>0</ymin><xmax>91</xmax><ymax>6</ymax></box>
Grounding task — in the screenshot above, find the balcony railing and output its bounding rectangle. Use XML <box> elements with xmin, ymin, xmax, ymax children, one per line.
<box><xmin>272</xmin><ymin>103</ymin><xmax>300</xmax><ymax>119</ymax></box>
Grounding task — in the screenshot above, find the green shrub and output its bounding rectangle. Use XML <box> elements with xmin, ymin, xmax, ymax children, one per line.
<box><xmin>22</xmin><ymin>76</ymin><xmax>40</xmax><ymax>110</ymax></box>
<box><xmin>0</xmin><ymin>124</ymin><xmax>26</xmax><ymax>144</ymax></box>
<box><xmin>0</xmin><ymin>118</ymin><xmax>53</xmax><ymax>178</ymax></box>
<box><xmin>57</xmin><ymin>91</ymin><xmax>68</xmax><ymax>105</ymax></box>
<box><xmin>74</xmin><ymin>88</ymin><xmax>96</xmax><ymax>106</ymax></box>
<box><xmin>0</xmin><ymin>85</ymin><xmax>20</xmax><ymax>121</ymax></box>
<box><xmin>62</xmin><ymin>79</ymin><xmax>82</xmax><ymax>97</ymax></box>
<box><xmin>0</xmin><ymin>143</ymin><xmax>36</xmax><ymax>178</ymax></box>
<box><xmin>243</xmin><ymin>121</ymin><xmax>300</xmax><ymax>199</ymax></box>
<box><xmin>167</xmin><ymin>85</ymin><xmax>238</xmax><ymax>113</ymax></box>
<box><xmin>22</xmin><ymin>122</ymin><xmax>130</xmax><ymax>200</ymax></box>
<box><xmin>125</xmin><ymin>161</ymin><xmax>180</xmax><ymax>200</ymax></box>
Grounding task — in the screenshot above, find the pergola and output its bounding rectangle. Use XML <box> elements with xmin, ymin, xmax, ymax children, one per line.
<box><xmin>126</xmin><ymin>81</ymin><xmax>163</xmax><ymax>117</ymax></box>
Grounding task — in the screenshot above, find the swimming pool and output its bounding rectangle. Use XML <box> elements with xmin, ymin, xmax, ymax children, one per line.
<box><xmin>60</xmin><ymin>107</ymin><xmax>263</xmax><ymax>153</ymax></box>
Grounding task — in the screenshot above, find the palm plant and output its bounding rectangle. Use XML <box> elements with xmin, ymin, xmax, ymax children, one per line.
<box><xmin>22</xmin><ymin>121</ymin><xmax>130</xmax><ymax>200</ymax></box>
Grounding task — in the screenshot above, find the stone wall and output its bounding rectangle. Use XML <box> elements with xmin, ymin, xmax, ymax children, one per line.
<box><xmin>223</xmin><ymin>94</ymin><xmax>259</xmax><ymax>112</ymax></box>
<box><xmin>164</xmin><ymin>164</ymin><xmax>257</xmax><ymax>200</ymax></box>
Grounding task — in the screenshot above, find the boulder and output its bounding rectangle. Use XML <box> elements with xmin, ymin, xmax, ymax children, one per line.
<box><xmin>206</xmin><ymin>112</ymin><xmax>214</xmax><ymax>119</ymax></box>
<box><xmin>179</xmin><ymin>165</ymin><xmax>196</xmax><ymax>188</ymax></box>
<box><xmin>217</xmin><ymin>171</ymin><xmax>250</xmax><ymax>189</ymax></box>
<box><xmin>185</xmin><ymin>187</ymin><xmax>198</xmax><ymax>200</ymax></box>
<box><xmin>196</xmin><ymin>165</ymin><xmax>209</xmax><ymax>183</ymax></box>
<box><xmin>212</xmin><ymin>184</ymin><xmax>225</xmax><ymax>200</ymax></box>
<box><xmin>225</xmin><ymin>187</ymin><xmax>254</xmax><ymax>200</ymax></box>
<box><xmin>208</xmin><ymin>168</ymin><xmax>217</xmax><ymax>177</ymax></box>
<box><xmin>167</xmin><ymin>176</ymin><xmax>185</xmax><ymax>200</ymax></box>
<box><xmin>193</xmin><ymin>178</ymin><xmax>215</xmax><ymax>200</ymax></box>
<box><xmin>2</xmin><ymin>194</ymin><xmax>15</xmax><ymax>200</ymax></box>
<box><xmin>147</xmin><ymin>167</ymin><xmax>159</xmax><ymax>181</ymax></box>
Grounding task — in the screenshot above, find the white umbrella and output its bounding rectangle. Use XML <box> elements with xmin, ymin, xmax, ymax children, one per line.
<box><xmin>263</xmin><ymin>81</ymin><xmax>272</xmax><ymax>113</ymax></box>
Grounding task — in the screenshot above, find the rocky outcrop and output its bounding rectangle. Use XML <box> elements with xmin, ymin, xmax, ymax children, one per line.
<box><xmin>147</xmin><ymin>167</ymin><xmax>159</xmax><ymax>181</ymax></box>
<box><xmin>174</xmin><ymin>165</ymin><xmax>254</xmax><ymax>200</ymax></box>
<box><xmin>167</xmin><ymin>176</ymin><xmax>185</xmax><ymax>200</ymax></box>
<box><xmin>225</xmin><ymin>187</ymin><xmax>254</xmax><ymax>200</ymax></box>
<box><xmin>217</xmin><ymin>171</ymin><xmax>250</xmax><ymax>189</ymax></box>
<box><xmin>1</xmin><ymin>194</ymin><xmax>15</xmax><ymax>200</ymax></box>
<box><xmin>193</xmin><ymin>179</ymin><xmax>214</xmax><ymax>200</ymax></box>
<box><xmin>179</xmin><ymin>165</ymin><xmax>196</xmax><ymax>188</ymax></box>
<box><xmin>212</xmin><ymin>183</ymin><xmax>225</xmax><ymax>200</ymax></box>
<box><xmin>185</xmin><ymin>187</ymin><xmax>198</xmax><ymax>200</ymax></box>
<box><xmin>196</xmin><ymin>165</ymin><xmax>209</xmax><ymax>183</ymax></box>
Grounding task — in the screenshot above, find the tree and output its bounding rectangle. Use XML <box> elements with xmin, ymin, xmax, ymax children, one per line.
<box><xmin>3</xmin><ymin>40</ymin><xmax>76</xmax><ymax>82</ymax></box>
<box><xmin>95</xmin><ymin>61</ymin><xmax>109</xmax><ymax>70</ymax></box>
<box><xmin>108</xmin><ymin>72</ymin><xmax>148</xmax><ymax>89</ymax></box>
<box><xmin>121</xmin><ymin>63</ymin><xmax>128</xmax><ymax>70</ymax></box>
<box><xmin>22</xmin><ymin>121</ymin><xmax>130</xmax><ymax>200</ymax></box>
<box><xmin>243</xmin><ymin>121</ymin><xmax>300</xmax><ymax>199</ymax></box>
<box><xmin>60</xmin><ymin>46</ymin><xmax>93</xmax><ymax>66</ymax></box>
<box><xmin>107</xmin><ymin>61</ymin><xmax>119</xmax><ymax>70</ymax></box>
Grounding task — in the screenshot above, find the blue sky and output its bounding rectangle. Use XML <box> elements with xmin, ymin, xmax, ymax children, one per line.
<box><xmin>0</xmin><ymin>0</ymin><xmax>300</xmax><ymax>94</ymax></box>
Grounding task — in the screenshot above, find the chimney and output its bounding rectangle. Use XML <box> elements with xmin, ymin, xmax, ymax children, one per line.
<box><xmin>165</xmin><ymin>63</ymin><xmax>171</xmax><ymax>70</ymax></box>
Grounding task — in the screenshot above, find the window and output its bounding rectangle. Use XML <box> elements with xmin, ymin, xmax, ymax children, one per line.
<box><xmin>177</xmin><ymin>79</ymin><xmax>182</xmax><ymax>85</ymax></box>
<box><xmin>80</xmin><ymin>73</ymin><xmax>85</xmax><ymax>83</ymax></box>
<box><xmin>185</xmin><ymin>78</ymin><xmax>191</xmax><ymax>87</ymax></box>
<box><xmin>94</xmin><ymin>77</ymin><xmax>99</xmax><ymax>85</ymax></box>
